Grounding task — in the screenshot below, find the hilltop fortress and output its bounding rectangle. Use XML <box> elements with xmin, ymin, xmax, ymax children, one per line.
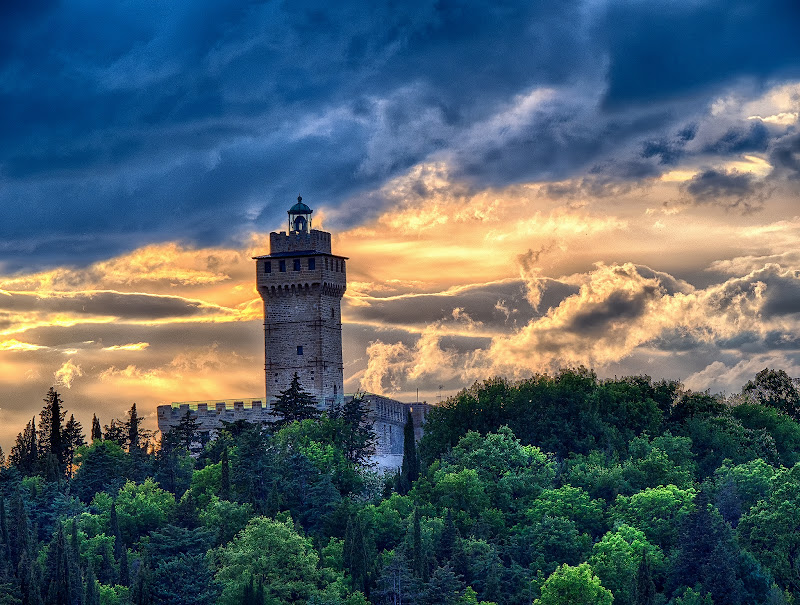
<box><xmin>157</xmin><ymin>197</ymin><xmax>429</xmax><ymax>469</ymax></box>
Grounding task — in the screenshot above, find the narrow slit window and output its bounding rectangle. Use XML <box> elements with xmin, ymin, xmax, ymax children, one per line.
<box><xmin>297</xmin><ymin>346</ymin><xmax>303</xmax><ymax>355</ymax></box>
<box><xmin>265</xmin><ymin>261</ymin><xmax>272</xmax><ymax>273</ymax></box>
<box><xmin>293</xmin><ymin>259</ymin><xmax>301</xmax><ymax>271</ymax></box>
<box><xmin>308</xmin><ymin>258</ymin><xmax>315</xmax><ymax>270</ymax></box>
<box><xmin>279</xmin><ymin>260</ymin><xmax>286</xmax><ymax>272</ymax></box>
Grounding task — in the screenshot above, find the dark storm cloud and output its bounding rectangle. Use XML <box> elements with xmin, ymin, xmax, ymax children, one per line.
<box><xmin>683</xmin><ymin>168</ymin><xmax>768</xmax><ymax>210</ymax></box>
<box><xmin>641</xmin><ymin>124</ymin><xmax>697</xmax><ymax>165</ymax></box>
<box><xmin>770</xmin><ymin>131</ymin><xmax>800</xmax><ymax>178</ymax></box>
<box><xmin>21</xmin><ymin>319</ymin><xmax>262</xmax><ymax>351</ymax></box>
<box><xmin>1</xmin><ymin>0</ymin><xmax>798</xmax><ymax>268</ymax></box>
<box><xmin>347</xmin><ymin>279</ymin><xmax>579</xmax><ymax>330</ymax></box>
<box><xmin>602</xmin><ymin>0</ymin><xmax>800</xmax><ymax>106</ymax></box>
<box><xmin>566</xmin><ymin>286</ymin><xmax>658</xmax><ymax>335</ymax></box>
<box><xmin>702</xmin><ymin>122</ymin><xmax>771</xmax><ymax>155</ymax></box>
<box><xmin>0</xmin><ymin>291</ymin><xmax>233</xmax><ymax>320</ymax></box>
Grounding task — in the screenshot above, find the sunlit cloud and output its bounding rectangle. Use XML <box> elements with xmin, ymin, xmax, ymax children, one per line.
<box><xmin>55</xmin><ymin>359</ymin><xmax>83</xmax><ymax>389</ymax></box>
<box><xmin>0</xmin><ymin>339</ymin><xmax>47</xmax><ymax>352</ymax></box>
<box><xmin>102</xmin><ymin>342</ymin><xmax>150</xmax><ymax>351</ymax></box>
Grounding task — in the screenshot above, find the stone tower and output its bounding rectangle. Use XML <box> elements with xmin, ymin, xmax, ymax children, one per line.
<box><xmin>254</xmin><ymin>196</ymin><xmax>347</xmax><ymax>408</ymax></box>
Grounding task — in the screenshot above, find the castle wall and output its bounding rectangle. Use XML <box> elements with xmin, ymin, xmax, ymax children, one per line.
<box><xmin>157</xmin><ymin>395</ymin><xmax>432</xmax><ymax>470</ymax></box>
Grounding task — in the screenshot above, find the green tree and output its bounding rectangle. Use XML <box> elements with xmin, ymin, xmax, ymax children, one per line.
<box><xmin>738</xmin><ymin>463</ymin><xmax>800</xmax><ymax>592</ymax></box>
<box><xmin>220</xmin><ymin>446</ymin><xmax>231</xmax><ymax>501</ymax></box>
<box><xmin>421</xmin><ymin>564</ymin><xmax>465</xmax><ymax>605</ymax></box>
<box><xmin>9</xmin><ymin>417</ymin><xmax>38</xmax><ymax>475</ymax></box>
<box><xmin>214</xmin><ymin>516</ymin><xmax>332</xmax><ymax>605</ymax></box>
<box><xmin>101</xmin><ymin>479</ymin><xmax>176</xmax><ymax>544</ymax></box>
<box><xmin>397</xmin><ymin>411</ymin><xmax>419</xmax><ymax>496</ymax></box>
<box><xmin>335</xmin><ymin>392</ymin><xmax>377</xmax><ymax>465</ymax></box>
<box><xmin>62</xmin><ymin>414</ymin><xmax>85</xmax><ymax>475</ymax></box>
<box><xmin>198</xmin><ymin>497</ymin><xmax>254</xmax><ymax>546</ymax></box>
<box><xmin>38</xmin><ymin>387</ymin><xmax>66</xmax><ymax>467</ymax></box>
<box><xmin>126</xmin><ymin>403</ymin><xmax>141</xmax><ymax>452</ymax></box>
<box><xmin>271</xmin><ymin>373</ymin><xmax>320</xmax><ymax>428</ymax></box>
<box><xmin>672</xmin><ymin>587</ymin><xmax>713</xmax><ymax>605</ymax></box>
<box><xmin>743</xmin><ymin>368</ymin><xmax>800</xmax><ymax>419</ymax></box>
<box><xmin>525</xmin><ymin>486</ymin><xmax>606</xmax><ymax>537</ymax></box>
<box><xmin>91</xmin><ymin>415</ymin><xmax>102</xmax><ymax>442</ymax></box>
<box><xmin>534</xmin><ymin>563</ymin><xmax>613</xmax><ymax>605</ymax></box>
<box><xmin>588</xmin><ymin>524</ymin><xmax>663</xmax><ymax>605</ymax></box>
<box><xmin>344</xmin><ymin>512</ymin><xmax>370</xmax><ymax>596</ymax></box>
<box><xmin>71</xmin><ymin>441</ymin><xmax>128</xmax><ymax>503</ymax></box>
<box><xmin>611</xmin><ymin>485</ymin><xmax>696</xmax><ymax>552</ymax></box>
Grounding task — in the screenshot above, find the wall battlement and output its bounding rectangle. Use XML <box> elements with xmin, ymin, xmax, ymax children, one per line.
<box><xmin>157</xmin><ymin>394</ymin><xmax>432</xmax><ymax>469</ymax></box>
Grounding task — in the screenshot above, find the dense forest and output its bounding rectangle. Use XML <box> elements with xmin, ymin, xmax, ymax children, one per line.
<box><xmin>1</xmin><ymin>367</ymin><xmax>800</xmax><ymax>604</ymax></box>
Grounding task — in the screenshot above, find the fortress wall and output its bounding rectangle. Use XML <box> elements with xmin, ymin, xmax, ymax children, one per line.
<box><xmin>157</xmin><ymin>394</ymin><xmax>432</xmax><ymax>470</ymax></box>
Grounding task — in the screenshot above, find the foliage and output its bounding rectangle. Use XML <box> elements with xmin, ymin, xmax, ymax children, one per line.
<box><xmin>534</xmin><ymin>563</ymin><xmax>613</xmax><ymax>605</ymax></box>
<box><xmin>213</xmin><ymin>516</ymin><xmax>333</xmax><ymax>604</ymax></box>
<box><xmin>271</xmin><ymin>372</ymin><xmax>321</xmax><ymax>428</ymax></box>
<box><xmin>3</xmin><ymin>366</ymin><xmax>800</xmax><ymax>604</ymax></box>
<box><xmin>743</xmin><ymin>368</ymin><xmax>800</xmax><ymax>420</ymax></box>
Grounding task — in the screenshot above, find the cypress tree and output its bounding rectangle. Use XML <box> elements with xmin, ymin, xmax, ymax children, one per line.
<box><xmin>44</xmin><ymin>525</ymin><xmax>71</xmax><ymax>605</ymax></box>
<box><xmin>439</xmin><ymin>509</ymin><xmax>456</xmax><ymax>563</ymax></box>
<box><xmin>397</xmin><ymin>410</ymin><xmax>419</xmax><ymax>495</ymax></box>
<box><xmin>9</xmin><ymin>418</ymin><xmax>38</xmax><ymax>475</ymax></box>
<box><xmin>90</xmin><ymin>416</ymin><xmax>102</xmax><ymax>442</ymax></box>
<box><xmin>0</xmin><ymin>498</ymin><xmax>9</xmax><ymax>566</ymax></box>
<box><xmin>38</xmin><ymin>388</ymin><xmax>65</xmax><ymax>468</ymax></box>
<box><xmin>412</xmin><ymin>508</ymin><xmax>427</xmax><ymax>581</ymax></box>
<box><xmin>84</xmin><ymin>563</ymin><xmax>100</xmax><ymax>605</ymax></box>
<box><xmin>109</xmin><ymin>502</ymin><xmax>128</xmax><ymax>585</ymax></box>
<box><xmin>126</xmin><ymin>403</ymin><xmax>140</xmax><ymax>452</ymax></box>
<box><xmin>344</xmin><ymin>513</ymin><xmax>368</xmax><ymax>595</ymax></box>
<box><xmin>243</xmin><ymin>575</ymin><xmax>255</xmax><ymax>603</ymax></box>
<box><xmin>635</xmin><ymin>551</ymin><xmax>656</xmax><ymax>605</ymax></box>
<box><xmin>10</xmin><ymin>493</ymin><xmax>29</xmax><ymax>566</ymax></box>
<box><xmin>220</xmin><ymin>446</ymin><xmax>231</xmax><ymax>501</ymax></box>
<box><xmin>62</xmin><ymin>415</ymin><xmax>85</xmax><ymax>476</ymax></box>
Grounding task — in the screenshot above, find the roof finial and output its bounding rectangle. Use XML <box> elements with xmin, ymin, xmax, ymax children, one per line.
<box><xmin>298</xmin><ymin>194</ymin><xmax>302</xmax><ymax>203</ymax></box>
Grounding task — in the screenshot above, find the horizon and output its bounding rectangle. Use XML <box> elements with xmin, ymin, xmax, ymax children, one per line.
<box><xmin>1</xmin><ymin>0</ymin><xmax>800</xmax><ymax>450</ymax></box>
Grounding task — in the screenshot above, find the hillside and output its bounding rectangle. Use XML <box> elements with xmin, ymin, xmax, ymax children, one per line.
<box><xmin>1</xmin><ymin>367</ymin><xmax>799</xmax><ymax>604</ymax></box>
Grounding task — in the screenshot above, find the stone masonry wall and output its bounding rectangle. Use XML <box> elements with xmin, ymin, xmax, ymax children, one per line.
<box><xmin>157</xmin><ymin>395</ymin><xmax>431</xmax><ymax>470</ymax></box>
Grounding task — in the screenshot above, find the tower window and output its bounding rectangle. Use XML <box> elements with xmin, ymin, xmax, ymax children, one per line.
<box><xmin>293</xmin><ymin>259</ymin><xmax>301</xmax><ymax>271</ymax></box>
<box><xmin>335</xmin><ymin>260</ymin><xmax>339</xmax><ymax>271</ymax></box>
<box><xmin>297</xmin><ymin>346</ymin><xmax>303</xmax><ymax>355</ymax></box>
<box><xmin>308</xmin><ymin>258</ymin><xmax>315</xmax><ymax>270</ymax></box>
<box><xmin>331</xmin><ymin>308</ymin><xmax>335</xmax><ymax>319</ymax></box>
<box><xmin>279</xmin><ymin>260</ymin><xmax>286</xmax><ymax>272</ymax></box>
<box><xmin>264</xmin><ymin>261</ymin><xmax>272</xmax><ymax>273</ymax></box>
<box><xmin>325</xmin><ymin>258</ymin><xmax>329</xmax><ymax>269</ymax></box>
<box><xmin>341</xmin><ymin>260</ymin><xmax>345</xmax><ymax>272</ymax></box>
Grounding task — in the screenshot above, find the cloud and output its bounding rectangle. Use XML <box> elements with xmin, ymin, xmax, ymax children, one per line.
<box><xmin>357</xmin><ymin>261</ymin><xmax>800</xmax><ymax>399</ymax></box>
<box><xmin>771</xmin><ymin>131</ymin><xmax>800</xmax><ymax>178</ymax></box>
<box><xmin>55</xmin><ymin>359</ymin><xmax>83</xmax><ymax>388</ymax></box>
<box><xmin>682</xmin><ymin>168</ymin><xmax>770</xmax><ymax>211</ymax></box>
<box><xmin>0</xmin><ymin>0</ymin><xmax>797</xmax><ymax>269</ymax></box>
<box><xmin>602</xmin><ymin>0</ymin><xmax>800</xmax><ymax>107</ymax></box>
<box><xmin>102</xmin><ymin>342</ymin><xmax>150</xmax><ymax>351</ymax></box>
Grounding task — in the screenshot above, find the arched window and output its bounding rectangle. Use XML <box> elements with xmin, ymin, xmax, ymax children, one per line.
<box><xmin>293</xmin><ymin>215</ymin><xmax>307</xmax><ymax>232</ymax></box>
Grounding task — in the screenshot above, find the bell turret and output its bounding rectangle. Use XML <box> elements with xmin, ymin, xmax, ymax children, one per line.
<box><xmin>288</xmin><ymin>195</ymin><xmax>312</xmax><ymax>234</ymax></box>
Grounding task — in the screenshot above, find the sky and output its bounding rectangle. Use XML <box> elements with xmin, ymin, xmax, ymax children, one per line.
<box><xmin>1</xmin><ymin>0</ymin><xmax>800</xmax><ymax>449</ymax></box>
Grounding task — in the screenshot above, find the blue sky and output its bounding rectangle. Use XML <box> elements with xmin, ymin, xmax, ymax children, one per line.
<box><xmin>0</xmin><ymin>0</ymin><xmax>799</xmax><ymax>446</ymax></box>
